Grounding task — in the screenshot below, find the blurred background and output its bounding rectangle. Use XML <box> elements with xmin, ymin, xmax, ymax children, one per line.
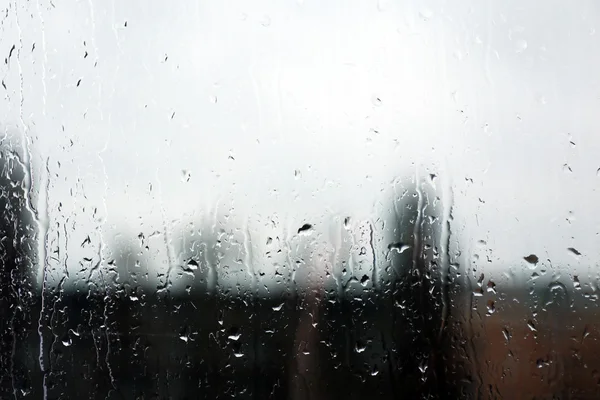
<box><xmin>1</xmin><ymin>0</ymin><xmax>600</xmax><ymax>398</ymax></box>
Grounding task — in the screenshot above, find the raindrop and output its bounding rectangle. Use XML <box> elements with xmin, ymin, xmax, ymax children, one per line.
<box><xmin>502</xmin><ymin>328</ymin><xmax>511</xmax><ymax>342</ymax></box>
<box><xmin>419</xmin><ymin>8</ymin><xmax>433</xmax><ymax>21</ymax></box>
<box><xmin>297</xmin><ymin>223</ymin><xmax>313</xmax><ymax>235</ymax></box>
<box><xmin>568</xmin><ymin>247</ymin><xmax>582</xmax><ymax>257</ymax></box>
<box><xmin>486</xmin><ymin>300</ymin><xmax>496</xmax><ymax>315</ymax></box>
<box><xmin>388</xmin><ymin>242</ymin><xmax>411</xmax><ymax>254</ymax></box>
<box><xmin>515</xmin><ymin>39</ymin><xmax>528</xmax><ymax>53</ymax></box>
<box><xmin>260</xmin><ymin>15</ymin><xmax>271</xmax><ymax>27</ymax></box>
<box><xmin>344</xmin><ymin>216</ymin><xmax>351</xmax><ymax>228</ymax></box>
<box><xmin>523</xmin><ymin>254</ymin><xmax>539</xmax><ymax>265</ymax></box>
<box><xmin>360</xmin><ymin>275</ymin><xmax>370</xmax><ymax>287</ymax></box>
<box><xmin>355</xmin><ymin>341</ymin><xmax>366</xmax><ymax>353</ymax></box>
<box><xmin>186</xmin><ymin>259</ymin><xmax>199</xmax><ymax>271</ymax></box>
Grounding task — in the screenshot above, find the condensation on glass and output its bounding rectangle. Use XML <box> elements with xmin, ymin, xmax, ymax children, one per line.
<box><xmin>1</xmin><ymin>0</ymin><xmax>600</xmax><ymax>398</ymax></box>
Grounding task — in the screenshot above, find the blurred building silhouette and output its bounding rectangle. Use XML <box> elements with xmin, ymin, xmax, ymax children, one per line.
<box><xmin>4</xmin><ymin>137</ymin><xmax>598</xmax><ymax>399</ymax></box>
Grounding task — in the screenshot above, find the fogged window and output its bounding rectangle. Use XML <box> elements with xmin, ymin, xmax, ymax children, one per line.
<box><xmin>1</xmin><ymin>1</ymin><xmax>599</xmax><ymax>399</ymax></box>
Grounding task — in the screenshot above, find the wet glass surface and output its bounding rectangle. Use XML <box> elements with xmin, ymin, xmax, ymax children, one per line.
<box><xmin>2</xmin><ymin>1</ymin><xmax>600</xmax><ymax>398</ymax></box>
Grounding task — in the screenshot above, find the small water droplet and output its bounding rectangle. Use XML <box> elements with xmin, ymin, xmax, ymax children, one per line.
<box><xmin>388</xmin><ymin>242</ymin><xmax>411</xmax><ymax>254</ymax></box>
<box><xmin>360</xmin><ymin>275</ymin><xmax>370</xmax><ymax>287</ymax></box>
<box><xmin>186</xmin><ymin>259</ymin><xmax>199</xmax><ymax>271</ymax></box>
<box><xmin>297</xmin><ymin>223</ymin><xmax>313</xmax><ymax>235</ymax></box>
<box><xmin>502</xmin><ymin>328</ymin><xmax>511</xmax><ymax>342</ymax></box>
<box><xmin>260</xmin><ymin>15</ymin><xmax>271</xmax><ymax>27</ymax></box>
<box><xmin>355</xmin><ymin>341</ymin><xmax>366</xmax><ymax>353</ymax></box>
<box><xmin>419</xmin><ymin>8</ymin><xmax>433</xmax><ymax>21</ymax></box>
<box><xmin>568</xmin><ymin>247</ymin><xmax>582</xmax><ymax>257</ymax></box>
<box><xmin>486</xmin><ymin>300</ymin><xmax>496</xmax><ymax>315</ymax></box>
<box><xmin>515</xmin><ymin>39</ymin><xmax>528</xmax><ymax>53</ymax></box>
<box><xmin>344</xmin><ymin>217</ymin><xmax>351</xmax><ymax>228</ymax></box>
<box><xmin>523</xmin><ymin>254</ymin><xmax>539</xmax><ymax>265</ymax></box>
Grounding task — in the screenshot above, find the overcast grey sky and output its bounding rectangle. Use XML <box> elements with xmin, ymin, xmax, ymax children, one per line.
<box><xmin>1</xmin><ymin>0</ymin><xmax>599</xmax><ymax>291</ymax></box>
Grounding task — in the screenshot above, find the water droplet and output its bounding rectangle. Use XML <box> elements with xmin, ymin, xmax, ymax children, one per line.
<box><xmin>502</xmin><ymin>328</ymin><xmax>511</xmax><ymax>342</ymax></box>
<box><xmin>360</xmin><ymin>275</ymin><xmax>370</xmax><ymax>287</ymax></box>
<box><xmin>419</xmin><ymin>8</ymin><xmax>433</xmax><ymax>21</ymax></box>
<box><xmin>388</xmin><ymin>242</ymin><xmax>411</xmax><ymax>254</ymax></box>
<box><xmin>186</xmin><ymin>259</ymin><xmax>199</xmax><ymax>270</ymax></box>
<box><xmin>344</xmin><ymin>217</ymin><xmax>351</xmax><ymax>228</ymax></box>
<box><xmin>568</xmin><ymin>247</ymin><xmax>582</xmax><ymax>257</ymax></box>
<box><xmin>523</xmin><ymin>254</ymin><xmax>539</xmax><ymax>265</ymax></box>
<box><xmin>486</xmin><ymin>300</ymin><xmax>496</xmax><ymax>315</ymax></box>
<box><xmin>355</xmin><ymin>341</ymin><xmax>366</xmax><ymax>353</ymax></box>
<box><xmin>260</xmin><ymin>15</ymin><xmax>271</xmax><ymax>27</ymax></box>
<box><xmin>371</xmin><ymin>95</ymin><xmax>382</xmax><ymax>106</ymax></box>
<box><xmin>297</xmin><ymin>223</ymin><xmax>313</xmax><ymax>235</ymax></box>
<box><xmin>272</xmin><ymin>302</ymin><xmax>284</xmax><ymax>311</ymax></box>
<box><xmin>515</xmin><ymin>39</ymin><xmax>528</xmax><ymax>53</ymax></box>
